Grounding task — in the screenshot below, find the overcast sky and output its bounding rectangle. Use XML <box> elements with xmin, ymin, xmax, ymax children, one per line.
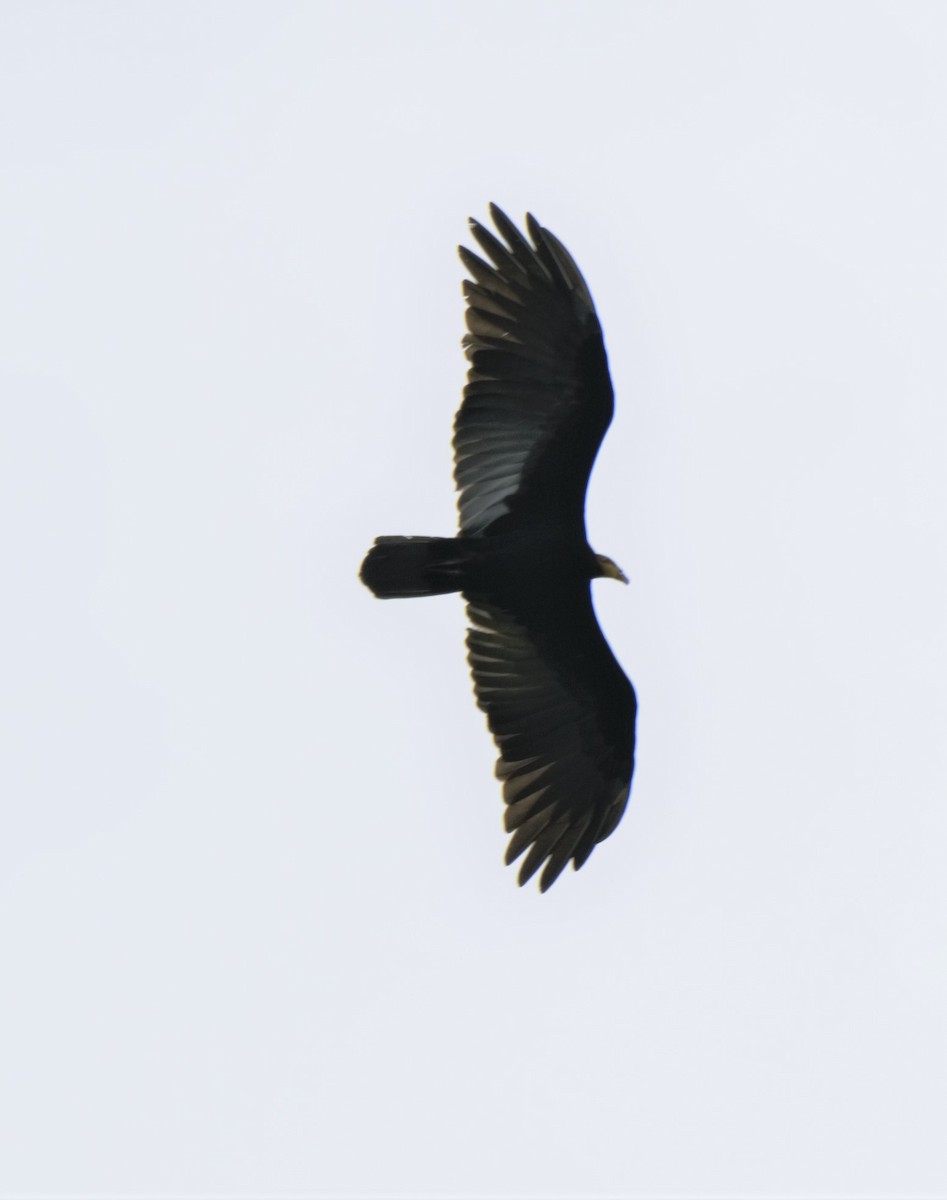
<box><xmin>2</xmin><ymin>2</ymin><xmax>947</xmax><ymax>1196</ymax></box>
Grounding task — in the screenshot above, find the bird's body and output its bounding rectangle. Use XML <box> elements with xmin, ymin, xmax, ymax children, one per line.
<box><xmin>362</xmin><ymin>527</ymin><xmax>599</xmax><ymax>598</ymax></box>
<box><xmin>360</xmin><ymin>205</ymin><xmax>637</xmax><ymax>891</ymax></box>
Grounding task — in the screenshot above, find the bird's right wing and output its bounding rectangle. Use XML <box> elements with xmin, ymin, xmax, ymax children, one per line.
<box><xmin>465</xmin><ymin>589</ymin><xmax>636</xmax><ymax>892</ymax></box>
<box><xmin>453</xmin><ymin>205</ymin><xmax>615</xmax><ymax>538</ymax></box>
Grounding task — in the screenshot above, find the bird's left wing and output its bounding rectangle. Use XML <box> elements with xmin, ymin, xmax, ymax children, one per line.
<box><xmin>466</xmin><ymin>590</ymin><xmax>636</xmax><ymax>891</ymax></box>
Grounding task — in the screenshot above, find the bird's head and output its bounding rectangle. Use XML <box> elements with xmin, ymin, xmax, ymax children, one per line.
<box><xmin>594</xmin><ymin>553</ymin><xmax>629</xmax><ymax>585</ymax></box>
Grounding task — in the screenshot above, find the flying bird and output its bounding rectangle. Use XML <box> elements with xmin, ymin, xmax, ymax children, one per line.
<box><xmin>359</xmin><ymin>204</ymin><xmax>636</xmax><ymax>891</ymax></box>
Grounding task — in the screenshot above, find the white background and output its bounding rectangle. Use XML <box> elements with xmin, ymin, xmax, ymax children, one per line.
<box><xmin>2</xmin><ymin>2</ymin><xmax>946</xmax><ymax>1196</ymax></box>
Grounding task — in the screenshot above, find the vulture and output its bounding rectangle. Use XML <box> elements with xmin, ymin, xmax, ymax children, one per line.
<box><xmin>359</xmin><ymin>204</ymin><xmax>636</xmax><ymax>892</ymax></box>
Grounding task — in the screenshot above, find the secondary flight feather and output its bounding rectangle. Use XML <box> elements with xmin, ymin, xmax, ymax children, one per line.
<box><xmin>360</xmin><ymin>204</ymin><xmax>637</xmax><ymax>891</ymax></box>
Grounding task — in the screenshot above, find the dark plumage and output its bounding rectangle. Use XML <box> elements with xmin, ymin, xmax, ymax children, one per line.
<box><xmin>359</xmin><ymin>205</ymin><xmax>637</xmax><ymax>891</ymax></box>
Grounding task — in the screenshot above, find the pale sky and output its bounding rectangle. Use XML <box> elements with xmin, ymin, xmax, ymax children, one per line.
<box><xmin>2</xmin><ymin>2</ymin><xmax>947</xmax><ymax>1196</ymax></box>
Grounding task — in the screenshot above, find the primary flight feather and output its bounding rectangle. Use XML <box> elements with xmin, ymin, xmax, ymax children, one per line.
<box><xmin>360</xmin><ymin>204</ymin><xmax>637</xmax><ymax>892</ymax></box>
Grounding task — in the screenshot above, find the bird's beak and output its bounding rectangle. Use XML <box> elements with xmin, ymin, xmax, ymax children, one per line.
<box><xmin>597</xmin><ymin>555</ymin><xmax>629</xmax><ymax>584</ymax></box>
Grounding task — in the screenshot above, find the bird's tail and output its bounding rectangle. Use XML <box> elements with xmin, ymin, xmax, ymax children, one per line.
<box><xmin>359</xmin><ymin>536</ymin><xmax>466</xmax><ymax>599</ymax></box>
